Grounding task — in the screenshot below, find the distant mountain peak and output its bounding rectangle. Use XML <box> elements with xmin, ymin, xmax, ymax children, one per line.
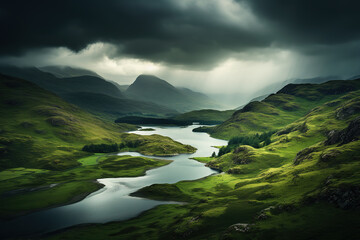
<box><xmin>131</xmin><ymin>74</ymin><xmax>175</xmax><ymax>89</ymax></box>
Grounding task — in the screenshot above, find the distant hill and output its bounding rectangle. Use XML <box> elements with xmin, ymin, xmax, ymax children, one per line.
<box><xmin>197</xmin><ymin>78</ymin><xmax>360</xmax><ymax>139</ymax></box>
<box><xmin>62</xmin><ymin>92</ymin><xmax>178</xmax><ymax>119</ymax></box>
<box><xmin>0</xmin><ymin>66</ymin><xmax>177</xmax><ymax>119</ymax></box>
<box><xmin>0</xmin><ymin>66</ymin><xmax>123</xmax><ymax>98</ymax></box>
<box><xmin>174</xmin><ymin>109</ymin><xmax>235</xmax><ymax>124</ymax></box>
<box><xmin>39</xmin><ymin>66</ymin><xmax>103</xmax><ymax>79</ymax></box>
<box><xmin>125</xmin><ymin>75</ymin><xmax>221</xmax><ymax>112</ymax></box>
<box><xmin>252</xmin><ymin>76</ymin><xmax>341</xmax><ymax>102</ymax></box>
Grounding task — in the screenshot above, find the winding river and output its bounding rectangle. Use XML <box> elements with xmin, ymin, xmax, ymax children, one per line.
<box><xmin>1</xmin><ymin>125</ymin><xmax>227</xmax><ymax>238</ymax></box>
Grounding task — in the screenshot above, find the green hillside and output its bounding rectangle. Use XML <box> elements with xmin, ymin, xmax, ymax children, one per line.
<box><xmin>49</xmin><ymin>82</ymin><xmax>360</xmax><ymax>240</ymax></box>
<box><xmin>198</xmin><ymin>79</ymin><xmax>360</xmax><ymax>139</ymax></box>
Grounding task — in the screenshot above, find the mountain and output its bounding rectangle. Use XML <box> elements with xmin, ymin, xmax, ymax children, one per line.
<box><xmin>0</xmin><ymin>66</ymin><xmax>123</xmax><ymax>98</ymax></box>
<box><xmin>125</xmin><ymin>74</ymin><xmax>222</xmax><ymax>112</ymax></box>
<box><xmin>196</xmin><ymin>78</ymin><xmax>360</xmax><ymax>139</ymax></box>
<box><xmin>0</xmin><ymin>66</ymin><xmax>177</xmax><ymax>118</ymax></box>
<box><xmin>39</xmin><ymin>66</ymin><xmax>103</xmax><ymax>79</ymax></box>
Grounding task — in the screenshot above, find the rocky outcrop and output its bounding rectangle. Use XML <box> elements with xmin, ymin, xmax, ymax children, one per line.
<box><xmin>46</xmin><ymin>116</ymin><xmax>68</xmax><ymax>126</ymax></box>
<box><xmin>325</xmin><ymin>116</ymin><xmax>360</xmax><ymax>145</ymax></box>
<box><xmin>276</xmin><ymin>121</ymin><xmax>308</xmax><ymax>136</ymax></box>
<box><xmin>226</xmin><ymin>223</ymin><xmax>253</xmax><ymax>233</ymax></box>
<box><xmin>335</xmin><ymin>101</ymin><xmax>360</xmax><ymax>120</ymax></box>
<box><xmin>232</xmin><ymin>146</ymin><xmax>253</xmax><ymax>165</ymax></box>
<box><xmin>293</xmin><ymin>147</ymin><xmax>317</xmax><ymax>165</ymax></box>
<box><xmin>315</xmin><ymin>186</ymin><xmax>360</xmax><ymax>209</ymax></box>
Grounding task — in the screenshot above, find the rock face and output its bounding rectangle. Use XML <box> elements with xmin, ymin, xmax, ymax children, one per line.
<box><xmin>317</xmin><ymin>186</ymin><xmax>360</xmax><ymax>209</ymax></box>
<box><xmin>46</xmin><ymin>116</ymin><xmax>68</xmax><ymax>126</ymax></box>
<box><xmin>293</xmin><ymin>147</ymin><xmax>316</xmax><ymax>165</ymax></box>
<box><xmin>325</xmin><ymin>116</ymin><xmax>360</xmax><ymax>145</ymax></box>
<box><xmin>226</xmin><ymin>223</ymin><xmax>253</xmax><ymax>233</ymax></box>
<box><xmin>335</xmin><ymin>101</ymin><xmax>360</xmax><ymax>120</ymax></box>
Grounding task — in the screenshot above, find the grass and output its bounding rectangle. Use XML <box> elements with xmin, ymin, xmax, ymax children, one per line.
<box><xmin>47</xmin><ymin>88</ymin><xmax>360</xmax><ymax>239</ymax></box>
<box><xmin>77</xmin><ymin>153</ymin><xmax>107</xmax><ymax>166</ymax></box>
<box><xmin>203</xmin><ymin>79</ymin><xmax>360</xmax><ymax>139</ymax></box>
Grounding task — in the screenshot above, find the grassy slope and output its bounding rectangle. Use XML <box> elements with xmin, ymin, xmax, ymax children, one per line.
<box><xmin>201</xmin><ymin>79</ymin><xmax>360</xmax><ymax>139</ymax></box>
<box><xmin>0</xmin><ymin>74</ymin><xmax>194</xmax><ymax>170</ymax></box>
<box><xmin>48</xmin><ymin>88</ymin><xmax>360</xmax><ymax>239</ymax></box>
<box><xmin>174</xmin><ymin>109</ymin><xmax>235</xmax><ymax>123</ymax></box>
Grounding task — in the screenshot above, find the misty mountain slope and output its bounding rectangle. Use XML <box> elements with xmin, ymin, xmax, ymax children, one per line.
<box><xmin>110</xmin><ymin>81</ymin><xmax>130</xmax><ymax>92</ymax></box>
<box><xmin>125</xmin><ymin>75</ymin><xmax>221</xmax><ymax>112</ymax></box>
<box><xmin>197</xmin><ymin>78</ymin><xmax>360</xmax><ymax>139</ymax></box>
<box><xmin>0</xmin><ymin>67</ymin><xmax>177</xmax><ymax>118</ymax></box>
<box><xmin>0</xmin><ymin>66</ymin><xmax>123</xmax><ymax>98</ymax></box>
<box><xmin>39</xmin><ymin>66</ymin><xmax>103</xmax><ymax>79</ymax></box>
<box><xmin>236</xmin><ymin>94</ymin><xmax>270</xmax><ymax>110</ymax></box>
<box><xmin>62</xmin><ymin>92</ymin><xmax>178</xmax><ymax>119</ymax></box>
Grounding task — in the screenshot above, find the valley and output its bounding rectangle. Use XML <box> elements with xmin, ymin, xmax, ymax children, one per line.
<box><xmin>0</xmin><ymin>71</ymin><xmax>359</xmax><ymax>240</ymax></box>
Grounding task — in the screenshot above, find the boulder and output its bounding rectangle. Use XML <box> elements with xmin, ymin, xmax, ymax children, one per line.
<box><xmin>226</xmin><ymin>223</ymin><xmax>253</xmax><ymax>233</ymax></box>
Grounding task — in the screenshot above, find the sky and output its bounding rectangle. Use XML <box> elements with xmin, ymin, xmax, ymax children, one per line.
<box><xmin>1</xmin><ymin>0</ymin><xmax>360</xmax><ymax>102</ymax></box>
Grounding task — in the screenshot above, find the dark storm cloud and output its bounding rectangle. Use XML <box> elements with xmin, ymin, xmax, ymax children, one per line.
<box><xmin>240</xmin><ymin>0</ymin><xmax>360</xmax><ymax>46</ymax></box>
<box><xmin>1</xmin><ymin>0</ymin><xmax>360</xmax><ymax>68</ymax></box>
<box><xmin>0</xmin><ymin>0</ymin><xmax>270</xmax><ymax>67</ymax></box>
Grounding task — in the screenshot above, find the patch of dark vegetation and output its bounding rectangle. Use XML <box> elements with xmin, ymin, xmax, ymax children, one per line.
<box><xmin>115</xmin><ymin>116</ymin><xmax>190</xmax><ymax>126</ymax></box>
<box><xmin>4</xmin><ymin>99</ymin><xmax>22</xmax><ymax>106</ymax></box>
<box><xmin>192</xmin><ymin>126</ymin><xmax>211</xmax><ymax>133</ymax></box>
<box><xmin>218</xmin><ymin>131</ymin><xmax>275</xmax><ymax>157</ymax></box>
<box><xmin>20</xmin><ymin>122</ymin><xmax>34</xmax><ymax>128</ymax></box>
<box><xmin>325</xmin><ymin>116</ymin><xmax>360</xmax><ymax>145</ymax></box>
<box><xmin>82</xmin><ymin>143</ymin><xmax>119</xmax><ymax>153</ymax></box>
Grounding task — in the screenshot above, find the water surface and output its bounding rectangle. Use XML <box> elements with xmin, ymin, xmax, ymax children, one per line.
<box><xmin>1</xmin><ymin>125</ymin><xmax>227</xmax><ymax>238</ymax></box>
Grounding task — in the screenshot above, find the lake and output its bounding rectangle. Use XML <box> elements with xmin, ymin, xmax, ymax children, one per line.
<box><xmin>1</xmin><ymin>125</ymin><xmax>227</xmax><ymax>238</ymax></box>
